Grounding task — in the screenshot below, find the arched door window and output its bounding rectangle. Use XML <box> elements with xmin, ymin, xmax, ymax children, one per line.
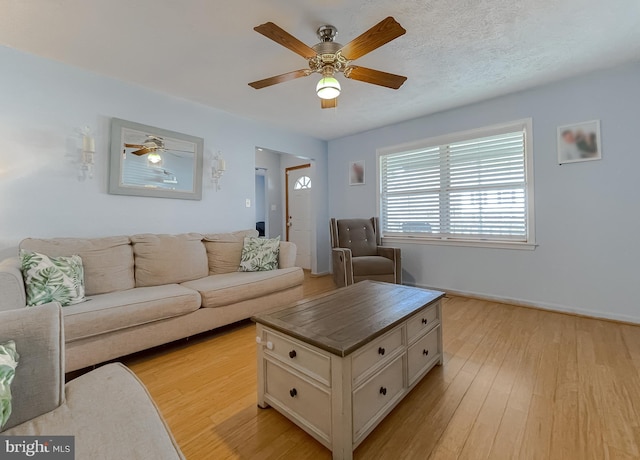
<box><xmin>294</xmin><ymin>175</ymin><xmax>311</xmax><ymax>190</ymax></box>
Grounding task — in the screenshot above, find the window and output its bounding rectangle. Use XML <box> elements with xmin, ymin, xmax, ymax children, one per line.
<box><xmin>378</xmin><ymin>119</ymin><xmax>534</xmax><ymax>248</ymax></box>
<box><xmin>294</xmin><ymin>175</ymin><xmax>311</xmax><ymax>190</ymax></box>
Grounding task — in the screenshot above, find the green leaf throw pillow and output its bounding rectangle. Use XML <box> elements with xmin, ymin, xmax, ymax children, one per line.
<box><xmin>20</xmin><ymin>250</ymin><xmax>85</xmax><ymax>307</ymax></box>
<box><xmin>239</xmin><ymin>236</ymin><xmax>280</xmax><ymax>272</ymax></box>
<box><xmin>0</xmin><ymin>340</ymin><xmax>19</xmax><ymax>429</ymax></box>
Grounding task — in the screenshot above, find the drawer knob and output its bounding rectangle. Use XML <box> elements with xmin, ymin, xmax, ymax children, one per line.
<box><xmin>289</xmin><ymin>350</ymin><xmax>297</xmax><ymax>359</ymax></box>
<box><xmin>423</xmin><ymin>349</ymin><xmax>429</xmax><ymax>356</ymax></box>
<box><xmin>421</xmin><ymin>318</ymin><xmax>428</xmax><ymax>325</ymax></box>
<box><xmin>379</xmin><ymin>386</ymin><xmax>387</xmax><ymax>396</ymax></box>
<box><xmin>289</xmin><ymin>388</ymin><xmax>297</xmax><ymax>398</ymax></box>
<box><xmin>378</xmin><ymin>347</ymin><xmax>385</xmax><ymax>356</ymax></box>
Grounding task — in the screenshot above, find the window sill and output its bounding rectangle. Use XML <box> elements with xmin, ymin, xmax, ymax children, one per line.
<box><xmin>381</xmin><ymin>236</ymin><xmax>537</xmax><ymax>251</ymax></box>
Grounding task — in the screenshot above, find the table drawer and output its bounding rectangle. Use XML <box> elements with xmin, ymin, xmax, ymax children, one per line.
<box><xmin>353</xmin><ymin>354</ymin><xmax>404</xmax><ymax>438</ymax></box>
<box><xmin>407</xmin><ymin>302</ymin><xmax>439</xmax><ymax>343</ymax></box>
<box><xmin>407</xmin><ymin>325</ymin><xmax>440</xmax><ymax>385</ymax></box>
<box><xmin>352</xmin><ymin>327</ymin><xmax>403</xmax><ymax>383</ymax></box>
<box><xmin>265</xmin><ymin>360</ymin><xmax>331</xmax><ymax>438</ymax></box>
<box><xmin>265</xmin><ymin>330</ymin><xmax>331</xmax><ymax>385</ymax></box>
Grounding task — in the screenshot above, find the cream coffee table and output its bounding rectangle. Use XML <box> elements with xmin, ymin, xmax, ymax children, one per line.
<box><xmin>253</xmin><ymin>281</ymin><xmax>444</xmax><ymax>460</ymax></box>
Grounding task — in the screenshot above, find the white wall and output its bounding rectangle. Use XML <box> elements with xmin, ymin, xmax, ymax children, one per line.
<box><xmin>0</xmin><ymin>46</ymin><xmax>329</xmax><ymax>273</ymax></box>
<box><xmin>328</xmin><ymin>61</ymin><xmax>640</xmax><ymax>323</ymax></box>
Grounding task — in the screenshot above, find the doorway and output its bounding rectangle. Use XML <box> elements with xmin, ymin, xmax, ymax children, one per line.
<box><xmin>255</xmin><ymin>147</ymin><xmax>316</xmax><ymax>272</ymax></box>
<box><xmin>286</xmin><ymin>164</ymin><xmax>312</xmax><ymax>270</ymax></box>
<box><xmin>255</xmin><ymin>168</ymin><xmax>268</xmax><ymax>237</ymax></box>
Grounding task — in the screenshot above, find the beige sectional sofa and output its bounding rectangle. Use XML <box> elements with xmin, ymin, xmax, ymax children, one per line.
<box><xmin>0</xmin><ymin>230</ymin><xmax>303</xmax><ymax>372</ymax></box>
<box><xmin>1</xmin><ymin>303</ymin><xmax>184</xmax><ymax>459</ymax></box>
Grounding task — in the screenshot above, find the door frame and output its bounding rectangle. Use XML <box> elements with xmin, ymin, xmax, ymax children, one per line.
<box><xmin>285</xmin><ymin>163</ymin><xmax>311</xmax><ymax>241</ymax></box>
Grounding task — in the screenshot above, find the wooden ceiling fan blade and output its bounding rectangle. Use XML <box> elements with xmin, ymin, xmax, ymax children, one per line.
<box><xmin>338</xmin><ymin>17</ymin><xmax>406</xmax><ymax>61</ymax></box>
<box><xmin>321</xmin><ymin>98</ymin><xmax>338</xmax><ymax>109</ymax></box>
<box><xmin>345</xmin><ymin>66</ymin><xmax>407</xmax><ymax>89</ymax></box>
<box><xmin>249</xmin><ymin>69</ymin><xmax>311</xmax><ymax>89</ymax></box>
<box><xmin>254</xmin><ymin>22</ymin><xmax>317</xmax><ymax>59</ymax></box>
<box><xmin>131</xmin><ymin>147</ymin><xmax>153</xmax><ymax>156</ymax></box>
<box><xmin>124</xmin><ymin>143</ymin><xmax>145</xmax><ymax>149</ymax></box>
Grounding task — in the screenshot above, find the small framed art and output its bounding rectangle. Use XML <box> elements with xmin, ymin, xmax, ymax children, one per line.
<box><xmin>557</xmin><ymin>120</ymin><xmax>601</xmax><ymax>165</ymax></box>
<box><xmin>349</xmin><ymin>160</ymin><xmax>365</xmax><ymax>185</ymax></box>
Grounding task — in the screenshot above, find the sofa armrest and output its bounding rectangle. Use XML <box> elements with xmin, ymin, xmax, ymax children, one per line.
<box><xmin>332</xmin><ymin>248</ymin><xmax>353</xmax><ymax>288</ymax></box>
<box><xmin>0</xmin><ymin>302</ymin><xmax>65</xmax><ymax>432</ymax></box>
<box><xmin>279</xmin><ymin>241</ymin><xmax>297</xmax><ymax>269</ymax></box>
<box><xmin>0</xmin><ymin>257</ymin><xmax>27</xmax><ymax>312</ymax></box>
<box><xmin>377</xmin><ymin>246</ymin><xmax>402</xmax><ymax>284</ymax></box>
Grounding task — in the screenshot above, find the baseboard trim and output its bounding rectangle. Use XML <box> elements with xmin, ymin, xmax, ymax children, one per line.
<box><xmin>408</xmin><ymin>283</ymin><xmax>640</xmax><ymax>326</ymax></box>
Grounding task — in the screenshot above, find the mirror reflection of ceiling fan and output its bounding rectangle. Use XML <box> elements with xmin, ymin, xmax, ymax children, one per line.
<box><xmin>124</xmin><ymin>135</ymin><xmax>193</xmax><ymax>156</ymax></box>
<box><xmin>124</xmin><ymin>135</ymin><xmax>165</xmax><ymax>156</ymax></box>
<box><xmin>124</xmin><ymin>135</ymin><xmax>196</xmax><ymax>166</ymax></box>
<box><xmin>249</xmin><ymin>16</ymin><xmax>407</xmax><ymax>109</ymax></box>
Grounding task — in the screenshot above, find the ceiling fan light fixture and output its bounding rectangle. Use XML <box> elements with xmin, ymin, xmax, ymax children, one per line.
<box><xmin>147</xmin><ymin>152</ymin><xmax>163</xmax><ymax>165</ymax></box>
<box><xmin>316</xmin><ymin>76</ymin><xmax>341</xmax><ymax>99</ymax></box>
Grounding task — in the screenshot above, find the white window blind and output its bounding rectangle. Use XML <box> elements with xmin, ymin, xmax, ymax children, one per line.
<box><xmin>380</xmin><ymin>123</ymin><xmax>532</xmax><ymax>243</ymax></box>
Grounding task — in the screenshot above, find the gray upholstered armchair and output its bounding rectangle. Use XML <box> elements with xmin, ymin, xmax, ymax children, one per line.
<box><xmin>330</xmin><ymin>217</ymin><xmax>401</xmax><ymax>288</ymax></box>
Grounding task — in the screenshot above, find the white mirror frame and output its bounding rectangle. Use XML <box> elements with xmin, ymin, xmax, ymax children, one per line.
<box><xmin>108</xmin><ymin>118</ymin><xmax>204</xmax><ymax>200</ymax></box>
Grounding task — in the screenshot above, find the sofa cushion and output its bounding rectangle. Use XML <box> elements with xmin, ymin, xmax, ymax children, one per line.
<box><xmin>62</xmin><ymin>285</ymin><xmax>201</xmax><ymax>342</ymax></box>
<box><xmin>19</xmin><ymin>237</ymin><xmax>134</xmax><ymax>296</ymax></box>
<box><xmin>239</xmin><ymin>236</ymin><xmax>280</xmax><ymax>272</ymax></box>
<box><xmin>181</xmin><ymin>267</ymin><xmax>303</xmax><ymax>309</ymax></box>
<box><xmin>203</xmin><ymin>229</ymin><xmax>258</xmax><ymax>275</ymax></box>
<box><xmin>352</xmin><ymin>256</ymin><xmax>395</xmax><ymax>276</ymax></box>
<box><xmin>0</xmin><ymin>340</ymin><xmax>19</xmax><ymax>429</ymax></box>
<box><xmin>131</xmin><ymin>233</ymin><xmax>208</xmax><ymax>287</ymax></box>
<box><xmin>20</xmin><ymin>251</ymin><xmax>85</xmax><ymax>307</ymax></box>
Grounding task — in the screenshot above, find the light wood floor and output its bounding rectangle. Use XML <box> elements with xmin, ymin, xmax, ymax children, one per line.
<box><xmin>125</xmin><ymin>274</ymin><xmax>640</xmax><ymax>459</ymax></box>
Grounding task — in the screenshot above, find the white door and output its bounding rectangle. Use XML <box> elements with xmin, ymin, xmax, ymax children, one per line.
<box><xmin>287</xmin><ymin>166</ymin><xmax>312</xmax><ymax>269</ymax></box>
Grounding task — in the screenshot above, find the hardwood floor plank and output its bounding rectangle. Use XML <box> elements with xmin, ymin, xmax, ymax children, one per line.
<box><xmin>122</xmin><ymin>278</ymin><xmax>640</xmax><ymax>459</ymax></box>
<box><xmin>457</xmin><ymin>305</ymin><xmax>529</xmax><ymax>460</ymax></box>
<box><xmin>429</xmin><ymin>302</ymin><xmax>516</xmax><ymax>459</ymax></box>
<box><xmin>487</xmin><ymin>308</ymin><xmax>547</xmax><ymax>459</ymax></box>
<box><xmin>517</xmin><ymin>311</ymin><xmax>562</xmax><ymax>459</ymax></box>
<box><xmin>548</xmin><ymin>314</ymin><xmax>579</xmax><ymax>460</ymax></box>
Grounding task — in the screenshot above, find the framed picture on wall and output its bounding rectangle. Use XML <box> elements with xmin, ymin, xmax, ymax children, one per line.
<box><xmin>557</xmin><ymin>120</ymin><xmax>602</xmax><ymax>165</ymax></box>
<box><xmin>349</xmin><ymin>160</ymin><xmax>365</xmax><ymax>185</ymax></box>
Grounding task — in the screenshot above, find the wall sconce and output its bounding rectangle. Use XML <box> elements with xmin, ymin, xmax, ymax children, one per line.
<box><xmin>211</xmin><ymin>151</ymin><xmax>226</xmax><ymax>191</ymax></box>
<box><xmin>81</xmin><ymin>127</ymin><xmax>96</xmax><ymax>179</ymax></box>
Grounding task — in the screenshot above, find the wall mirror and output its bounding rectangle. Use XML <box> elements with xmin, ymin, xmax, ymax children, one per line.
<box><xmin>108</xmin><ymin>118</ymin><xmax>204</xmax><ymax>200</ymax></box>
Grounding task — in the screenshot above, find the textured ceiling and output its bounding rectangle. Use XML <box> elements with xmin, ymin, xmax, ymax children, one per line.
<box><xmin>2</xmin><ymin>0</ymin><xmax>640</xmax><ymax>140</ymax></box>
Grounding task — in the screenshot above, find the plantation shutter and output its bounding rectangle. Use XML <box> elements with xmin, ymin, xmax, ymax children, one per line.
<box><xmin>380</xmin><ymin>128</ymin><xmax>528</xmax><ymax>241</ymax></box>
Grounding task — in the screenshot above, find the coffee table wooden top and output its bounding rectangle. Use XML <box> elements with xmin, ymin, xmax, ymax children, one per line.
<box><xmin>252</xmin><ymin>281</ymin><xmax>444</xmax><ymax>357</ymax></box>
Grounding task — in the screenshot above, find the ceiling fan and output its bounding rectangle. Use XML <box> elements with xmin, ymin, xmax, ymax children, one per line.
<box><xmin>248</xmin><ymin>16</ymin><xmax>407</xmax><ymax>109</ymax></box>
<box><xmin>124</xmin><ymin>135</ymin><xmax>193</xmax><ymax>156</ymax></box>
